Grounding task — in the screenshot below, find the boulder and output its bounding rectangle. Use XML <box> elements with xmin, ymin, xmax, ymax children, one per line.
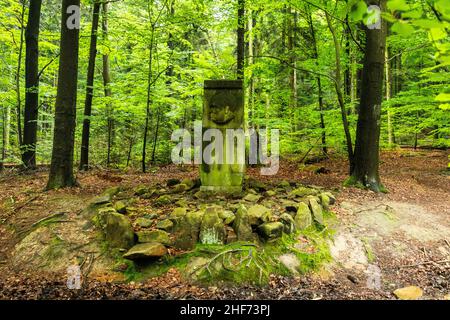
<box><xmin>94</xmin><ymin>208</ymin><xmax>134</xmax><ymax>249</ymax></box>
<box><xmin>135</xmin><ymin>217</ymin><xmax>154</xmax><ymax>228</ymax></box>
<box><xmin>219</xmin><ymin>210</ymin><xmax>235</xmax><ymax>225</ymax></box>
<box><xmin>265</xmin><ymin>190</ymin><xmax>277</xmax><ymax>197</ymax></box>
<box><xmin>280</xmin><ymin>213</ymin><xmax>296</xmax><ymax>234</ymax></box>
<box><xmin>154</xmin><ymin>195</ymin><xmax>171</xmax><ymax>207</ymax></box>
<box><xmin>123</xmin><ymin>242</ymin><xmax>167</xmax><ymax>260</ymax></box>
<box><xmin>199</xmin><ymin>207</ymin><xmax>226</xmax><ymax>244</ymax></box>
<box><xmin>114</xmin><ymin>201</ymin><xmax>127</xmax><ymax>214</ymax></box>
<box><xmin>166</xmin><ymin>178</ymin><xmax>181</xmax><ymax>187</ymax></box>
<box><xmin>134</xmin><ymin>185</ymin><xmax>150</xmax><ymax>196</ymax></box>
<box><xmin>102</xmin><ymin>186</ymin><xmax>121</xmax><ymax>198</ymax></box>
<box><xmin>173</xmin><ymin>210</ymin><xmax>204</xmax><ymax>249</ymax></box>
<box><xmin>243</xmin><ymin>193</ymin><xmax>262</xmax><ymax>203</ymax></box>
<box><xmin>247</xmin><ymin>204</ymin><xmax>272</xmax><ymax>226</ymax></box>
<box><xmin>257</xmin><ymin>222</ymin><xmax>284</xmax><ymax>240</ymax></box>
<box><xmin>393</xmin><ymin>286</ymin><xmax>423</xmax><ymax>300</ymax></box>
<box><xmin>232</xmin><ymin>205</ymin><xmax>255</xmax><ymax>242</ymax></box>
<box><xmin>172</xmin><ymin>183</ymin><xmax>189</xmax><ymax>193</ymax></box>
<box><xmin>294</xmin><ymin>203</ymin><xmax>312</xmax><ymax>230</ymax></box>
<box><xmin>181</xmin><ymin>178</ymin><xmax>200</xmax><ymax>190</ymax></box>
<box><xmin>289</xmin><ymin>186</ymin><xmax>318</xmax><ymax>198</ymax></box>
<box><xmin>170</xmin><ymin>207</ymin><xmax>187</xmax><ymax>224</ymax></box>
<box><xmin>278</xmin><ymin>180</ymin><xmax>291</xmax><ymax>189</ymax></box>
<box><xmin>136</xmin><ymin>230</ymin><xmax>172</xmax><ymax>245</ymax></box>
<box><xmin>246</xmin><ymin>178</ymin><xmax>268</xmax><ymax>192</ymax></box>
<box><xmin>156</xmin><ymin>219</ymin><xmax>174</xmax><ymax>232</ymax></box>
<box><xmin>309</xmin><ymin>198</ymin><xmax>324</xmax><ymax>225</ymax></box>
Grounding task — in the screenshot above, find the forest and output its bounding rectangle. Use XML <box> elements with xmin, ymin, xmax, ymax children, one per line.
<box><xmin>0</xmin><ymin>0</ymin><xmax>449</xmax><ymax>302</ymax></box>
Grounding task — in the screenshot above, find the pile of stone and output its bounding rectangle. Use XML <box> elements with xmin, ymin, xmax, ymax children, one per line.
<box><xmin>87</xmin><ymin>181</ymin><xmax>335</xmax><ymax>262</ymax></box>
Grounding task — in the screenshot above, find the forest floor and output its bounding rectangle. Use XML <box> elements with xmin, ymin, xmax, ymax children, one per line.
<box><xmin>0</xmin><ymin>149</ymin><xmax>448</xmax><ymax>300</ymax></box>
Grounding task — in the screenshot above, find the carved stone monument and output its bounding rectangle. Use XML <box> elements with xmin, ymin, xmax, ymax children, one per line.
<box><xmin>200</xmin><ymin>80</ymin><xmax>245</xmax><ymax>193</ymax></box>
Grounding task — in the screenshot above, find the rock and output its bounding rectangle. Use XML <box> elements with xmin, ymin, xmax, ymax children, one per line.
<box><xmin>226</xmin><ymin>226</ymin><xmax>238</xmax><ymax>244</ymax></box>
<box><xmin>243</xmin><ymin>193</ymin><xmax>262</xmax><ymax>203</ymax></box>
<box><xmin>322</xmin><ymin>192</ymin><xmax>336</xmax><ymax>205</ymax></box>
<box><xmin>282</xmin><ymin>200</ymin><xmax>299</xmax><ymax>213</ymax></box>
<box><xmin>279</xmin><ymin>253</ymin><xmax>300</xmax><ymax>274</ymax></box>
<box><xmin>309</xmin><ymin>198</ymin><xmax>324</xmax><ymax>225</ymax></box>
<box><xmin>247</xmin><ymin>204</ymin><xmax>272</xmax><ymax>226</ymax></box>
<box><xmin>257</xmin><ymin>222</ymin><xmax>284</xmax><ymax>240</ymax></box>
<box><xmin>154</xmin><ymin>195</ymin><xmax>171</xmax><ymax>207</ymax></box>
<box><xmin>103</xmin><ymin>186</ymin><xmax>121</xmax><ymax>198</ymax></box>
<box><xmin>135</xmin><ymin>217</ymin><xmax>154</xmax><ymax>228</ymax></box>
<box><xmin>393</xmin><ymin>286</ymin><xmax>423</xmax><ymax>300</ymax></box>
<box><xmin>246</xmin><ymin>178</ymin><xmax>267</xmax><ymax>192</ymax></box>
<box><xmin>94</xmin><ymin>209</ymin><xmax>134</xmax><ymax>249</ymax></box>
<box><xmin>114</xmin><ymin>201</ymin><xmax>127</xmax><ymax>214</ymax></box>
<box><xmin>134</xmin><ymin>185</ymin><xmax>150</xmax><ymax>196</ymax></box>
<box><xmin>280</xmin><ymin>213</ymin><xmax>296</xmax><ymax>234</ymax></box>
<box><xmin>219</xmin><ymin>210</ymin><xmax>235</xmax><ymax>225</ymax></box>
<box><xmin>181</xmin><ymin>178</ymin><xmax>199</xmax><ymax>190</ymax></box>
<box><xmin>319</xmin><ymin>193</ymin><xmax>332</xmax><ymax>210</ymax></box>
<box><xmin>90</xmin><ymin>194</ymin><xmax>111</xmax><ymax>206</ymax></box>
<box><xmin>170</xmin><ymin>207</ymin><xmax>187</xmax><ymax>221</ymax></box>
<box><xmin>175</xmin><ymin>199</ymin><xmax>188</xmax><ymax>207</ymax></box>
<box><xmin>232</xmin><ymin>205</ymin><xmax>255</xmax><ymax>242</ymax></box>
<box><xmin>156</xmin><ymin>219</ymin><xmax>174</xmax><ymax>232</ymax></box>
<box><xmin>294</xmin><ymin>203</ymin><xmax>312</xmax><ymax>230</ymax></box>
<box><xmin>136</xmin><ymin>230</ymin><xmax>172</xmax><ymax>245</ymax></box>
<box><xmin>185</xmin><ymin>257</ymin><xmax>209</xmax><ymax>280</ymax></box>
<box><xmin>123</xmin><ymin>243</ymin><xmax>167</xmax><ymax>260</ymax></box>
<box><xmin>173</xmin><ymin>210</ymin><xmax>204</xmax><ymax>250</ymax></box>
<box><xmin>278</xmin><ymin>180</ymin><xmax>291</xmax><ymax>189</ymax></box>
<box><xmin>166</xmin><ymin>178</ymin><xmax>181</xmax><ymax>187</ymax></box>
<box><xmin>199</xmin><ymin>207</ymin><xmax>226</xmax><ymax>244</ymax></box>
<box><xmin>266</xmin><ymin>190</ymin><xmax>277</xmax><ymax>197</ymax></box>
<box><xmin>172</xmin><ymin>183</ymin><xmax>189</xmax><ymax>193</ymax></box>
<box><xmin>289</xmin><ymin>186</ymin><xmax>318</xmax><ymax>198</ymax></box>
<box><xmin>194</xmin><ymin>190</ymin><xmax>208</xmax><ymax>199</ymax></box>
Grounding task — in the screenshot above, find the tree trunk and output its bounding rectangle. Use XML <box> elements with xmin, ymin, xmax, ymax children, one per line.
<box><xmin>22</xmin><ymin>0</ymin><xmax>42</xmax><ymax>169</ymax></box>
<box><xmin>1</xmin><ymin>106</ymin><xmax>11</xmax><ymax>171</ymax></box>
<box><xmin>101</xmin><ymin>1</ymin><xmax>114</xmax><ymax>167</ymax></box>
<box><xmin>385</xmin><ymin>47</ymin><xmax>393</xmax><ymax>148</ymax></box>
<box><xmin>287</xmin><ymin>7</ymin><xmax>297</xmax><ymax>132</ymax></box>
<box><xmin>16</xmin><ymin>2</ymin><xmax>26</xmax><ymax>147</ymax></box>
<box><xmin>47</xmin><ymin>0</ymin><xmax>81</xmax><ymax>190</ymax></box>
<box><xmin>351</xmin><ymin>0</ymin><xmax>387</xmax><ymax>192</ymax></box>
<box><xmin>307</xmin><ymin>8</ymin><xmax>327</xmax><ymax>156</ymax></box>
<box><xmin>79</xmin><ymin>1</ymin><xmax>101</xmax><ymax>171</ymax></box>
<box><xmin>325</xmin><ymin>12</ymin><xmax>354</xmax><ymax>172</ymax></box>
<box><xmin>237</xmin><ymin>0</ymin><xmax>245</xmax><ymax>79</ymax></box>
<box><xmin>151</xmin><ymin>108</ymin><xmax>161</xmax><ymax>165</ymax></box>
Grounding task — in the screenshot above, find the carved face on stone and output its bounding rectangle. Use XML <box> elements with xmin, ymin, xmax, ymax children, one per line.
<box><xmin>208</xmin><ymin>92</ymin><xmax>238</xmax><ymax>126</ymax></box>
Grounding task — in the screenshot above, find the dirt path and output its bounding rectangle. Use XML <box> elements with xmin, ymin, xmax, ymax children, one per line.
<box><xmin>0</xmin><ymin>150</ymin><xmax>448</xmax><ymax>299</ymax></box>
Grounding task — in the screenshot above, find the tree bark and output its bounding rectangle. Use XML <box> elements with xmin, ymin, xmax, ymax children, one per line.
<box><xmin>16</xmin><ymin>1</ymin><xmax>26</xmax><ymax>147</ymax></box>
<box><xmin>47</xmin><ymin>0</ymin><xmax>81</xmax><ymax>189</ymax></box>
<box><xmin>385</xmin><ymin>47</ymin><xmax>393</xmax><ymax>148</ymax></box>
<box><xmin>351</xmin><ymin>0</ymin><xmax>387</xmax><ymax>192</ymax></box>
<box><xmin>325</xmin><ymin>12</ymin><xmax>354</xmax><ymax>172</ymax></box>
<box><xmin>22</xmin><ymin>0</ymin><xmax>42</xmax><ymax>169</ymax></box>
<box><xmin>307</xmin><ymin>8</ymin><xmax>327</xmax><ymax>155</ymax></box>
<box><xmin>1</xmin><ymin>106</ymin><xmax>11</xmax><ymax>171</ymax></box>
<box><xmin>79</xmin><ymin>1</ymin><xmax>101</xmax><ymax>171</ymax></box>
<box><xmin>237</xmin><ymin>0</ymin><xmax>245</xmax><ymax>79</ymax></box>
<box><xmin>101</xmin><ymin>1</ymin><xmax>114</xmax><ymax>167</ymax></box>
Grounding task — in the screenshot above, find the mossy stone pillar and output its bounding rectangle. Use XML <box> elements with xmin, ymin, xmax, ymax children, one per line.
<box><xmin>200</xmin><ymin>80</ymin><xmax>245</xmax><ymax>193</ymax></box>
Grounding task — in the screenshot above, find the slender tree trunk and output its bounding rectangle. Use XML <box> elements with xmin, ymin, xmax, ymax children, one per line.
<box><xmin>385</xmin><ymin>47</ymin><xmax>393</xmax><ymax>148</ymax></box>
<box><xmin>237</xmin><ymin>0</ymin><xmax>245</xmax><ymax>79</ymax></box>
<box><xmin>307</xmin><ymin>8</ymin><xmax>327</xmax><ymax>155</ymax></box>
<box><xmin>325</xmin><ymin>12</ymin><xmax>354</xmax><ymax>172</ymax></box>
<box><xmin>1</xmin><ymin>106</ymin><xmax>10</xmax><ymax>171</ymax></box>
<box><xmin>79</xmin><ymin>1</ymin><xmax>101</xmax><ymax>171</ymax></box>
<box><xmin>47</xmin><ymin>0</ymin><xmax>81</xmax><ymax>190</ymax></box>
<box><xmin>247</xmin><ymin>9</ymin><xmax>254</xmax><ymax>125</ymax></box>
<box><xmin>16</xmin><ymin>1</ymin><xmax>26</xmax><ymax>147</ymax></box>
<box><xmin>151</xmin><ymin>108</ymin><xmax>161</xmax><ymax>165</ymax></box>
<box><xmin>287</xmin><ymin>7</ymin><xmax>297</xmax><ymax>132</ymax></box>
<box><xmin>22</xmin><ymin>0</ymin><xmax>42</xmax><ymax>169</ymax></box>
<box><xmin>101</xmin><ymin>1</ymin><xmax>114</xmax><ymax>167</ymax></box>
<box><xmin>142</xmin><ymin>28</ymin><xmax>155</xmax><ymax>173</ymax></box>
<box><xmin>351</xmin><ymin>0</ymin><xmax>387</xmax><ymax>192</ymax></box>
